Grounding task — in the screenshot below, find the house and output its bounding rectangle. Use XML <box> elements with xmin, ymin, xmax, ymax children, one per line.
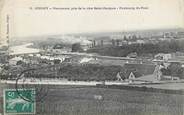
<box><xmin>137</xmin><ymin>40</ymin><xmax>145</xmax><ymax>44</ymax></box>
<box><xmin>116</xmin><ymin>70</ymin><xmax>141</xmax><ymax>82</ymax></box>
<box><xmin>127</xmin><ymin>52</ymin><xmax>137</xmax><ymax>58</ymax></box>
<box><xmin>116</xmin><ymin>72</ymin><xmax>123</xmax><ymax>81</ymax></box>
<box><xmin>116</xmin><ymin>63</ymin><xmax>156</xmax><ymax>81</ymax></box>
<box><xmin>177</xmin><ymin>31</ymin><xmax>184</xmax><ymax>38</ymax></box>
<box><xmin>9</xmin><ymin>56</ymin><xmax>23</xmax><ymax>65</ymax></box>
<box><xmin>154</xmin><ymin>53</ymin><xmax>172</xmax><ymax>61</ymax></box>
<box><xmin>160</xmin><ymin>76</ymin><xmax>180</xmax><ymax>81</ymax></box>
<box><xmin>128</xmin><ymin>72</ymin><xmax>136</xmax><ymax>79</ymax></box>
<box><xmin>52</xmin><ymin>44</ymin><xmax>71</xmax><ymax>53</ymax></box>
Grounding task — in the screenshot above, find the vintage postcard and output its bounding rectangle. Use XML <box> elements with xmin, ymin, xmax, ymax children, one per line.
<box><xmin>0</xmin><ymin>0</ymin><xmax>184</xmax><ymax>115</ymax></box>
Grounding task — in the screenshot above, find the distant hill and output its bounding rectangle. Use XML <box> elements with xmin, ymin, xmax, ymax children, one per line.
<box><xmin>11</xmin><ymin>28</ymin><xmax>184</xmax><ymax>45</ymax></box>
<box><xmin>72</xmin><ymin>28</ymin><xmax>184</xmax><ymax>39</ymax></box>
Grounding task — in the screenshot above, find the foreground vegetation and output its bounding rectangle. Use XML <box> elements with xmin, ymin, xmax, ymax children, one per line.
<box><xmin>1</xmin><ymin>62</ymin><xmax>184</xmax><ymax>80</ymax></box>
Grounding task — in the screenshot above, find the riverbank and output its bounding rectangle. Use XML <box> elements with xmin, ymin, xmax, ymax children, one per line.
<box><xmin>10</xmin><ymin>43</ymin><xmax>40</xmax><ymax>55</ymax></box>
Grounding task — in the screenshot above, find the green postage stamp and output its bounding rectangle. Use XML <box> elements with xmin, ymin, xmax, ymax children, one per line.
<box><xmin>3</xmin><ymin>89</ymin><xmax>36</xmax><ymax>114</ymax></box>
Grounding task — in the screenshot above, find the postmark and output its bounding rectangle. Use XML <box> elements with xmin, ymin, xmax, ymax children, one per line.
<box><xmin>15</xmin><ymin>68</ymin><xmax>49</xmax><ymax>103</ymax></box>
<box><xmin>3</xmin><ymin>89</ymin><xmax>36</xmax><ymax>114</ymax></box>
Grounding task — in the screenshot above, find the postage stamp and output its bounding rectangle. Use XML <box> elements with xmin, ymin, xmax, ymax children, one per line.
<box><xmin>3</xmin><ymin>89</ymin><xmax>36</xmax><ymax>114</ymax></box>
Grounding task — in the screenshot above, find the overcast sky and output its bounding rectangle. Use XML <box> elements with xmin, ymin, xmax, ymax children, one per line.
<box><xmin>0</xmin><ymin>0</ymin><xmax>184</xmax><ymax>41</ymax></box>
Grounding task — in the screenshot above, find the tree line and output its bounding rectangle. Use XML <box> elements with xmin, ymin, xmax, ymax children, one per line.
<box><xmin>87</xmin><ymin>40</ymin><xmax>184</xmax><ymax>57</ymax></box>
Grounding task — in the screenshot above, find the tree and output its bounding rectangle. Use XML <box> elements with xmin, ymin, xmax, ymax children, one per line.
<box><xmin>168</xmin><ymin>63</ymin><xmax>183</xmax><ymax>79</ymax></box>
<box><xmin>123</xmin><ymin>35</ymin><xmax>127</xmax><ymax>40</ymax></box>
<box><xmin>116</xmin><ymin>39</ymin><xmax>120</xmax><ymax>46</ymax></box>
<box><xmin>101</xmin><ymin>40</ymin><xmax>103</xmax><ymax>46</ymax></box>
<box><xmin>112</xmin><ymin>39</ymin><xmax>115</xmax><ymax>46</ymax></box>
<box><xmin>71</xmin><ymin>43</ymin><xmax>83</xmax><ymax>52</ymax></box>
<box><xmin>160</xmin><ymin>68</ymin><xmax>170</xmax><ymax>76</ymax></box>
<box><xmin>54</xmin><ymin>59</ymin><xmax>61</xmax><ymax>64</ymax></box>
<box><xmin>132</xmin><ymin>34</ymin><xmax>137</xmax><ymax>40</ymax></box>
<box><xmin>93</xmin><ymin>40</ymin><xmax>96</xmax><ymax>47</ymax></box>
<box><xmin>16</xmin><ymin>60</ymin><xmax>23</xmax><ymax>65</ymax></box>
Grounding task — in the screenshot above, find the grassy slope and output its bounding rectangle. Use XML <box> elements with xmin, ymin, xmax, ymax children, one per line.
<box><xmin>0</xmin><ymin>84</ymin><xmax>183</xmax><ymax>115</ymax></box>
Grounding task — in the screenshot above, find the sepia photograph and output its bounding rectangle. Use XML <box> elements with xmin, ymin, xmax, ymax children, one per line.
<box><xmin>0</xmin><ymin>0</ymin><xmax>184</xmax><ymax>115</ymax></box>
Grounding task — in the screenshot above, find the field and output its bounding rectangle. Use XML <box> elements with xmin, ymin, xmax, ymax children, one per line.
<box><xmin>0</xmin><ymin>84</ymin><xmax>184</xmax><ymax>115</ymax></box>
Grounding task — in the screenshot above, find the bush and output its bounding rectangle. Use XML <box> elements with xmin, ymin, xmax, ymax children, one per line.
<box><xmin>162</xmin><ymin>63</ymin><xmax>184</xmax><ymax>79</ymax></box>
<box><xmin>57</xmin><ymin>64</ymin><xmax>122</xmax><ymax>81</ymax></box>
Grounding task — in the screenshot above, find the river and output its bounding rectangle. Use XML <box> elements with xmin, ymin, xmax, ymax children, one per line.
<box><xmin>10</xmin><ymin>43</ymin><xmax>40</xmax><ymax>55</ymax></box>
